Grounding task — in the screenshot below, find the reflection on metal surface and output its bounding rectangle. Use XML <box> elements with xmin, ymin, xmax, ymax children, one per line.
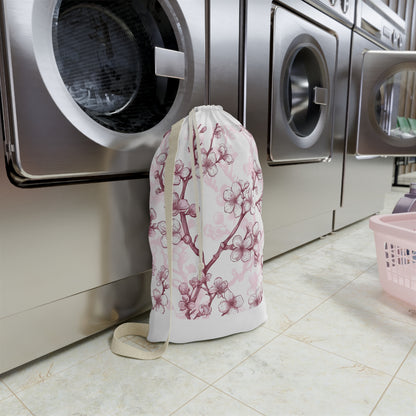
<box><xmin>154</xmin><ymin>46</ymin><xmax>185</xmax><ymax>79</ymax></box>
<box><xmin>284</xmin><ymin>47</ymin><xmax>323</xmax><ymax>139</ymax></box>
<box><xmin>52</xmin><ymin>0</ymin><xmax>180</xmax><ymax>134</ymax></box>
<box><xmin>376</xmin><ymin>70</ymin><xmax>416</xmax><ymax>140</ymax></box>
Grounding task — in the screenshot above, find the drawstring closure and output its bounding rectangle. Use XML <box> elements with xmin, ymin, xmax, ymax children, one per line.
<box><xmin>189</xmin><ymin>108</ymin><xmax>204</xmax><ymax>280</ymax></box>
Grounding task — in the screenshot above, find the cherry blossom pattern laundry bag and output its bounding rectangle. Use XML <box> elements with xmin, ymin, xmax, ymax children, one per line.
<box><xmin>111</xmin><ymin>105</ymin><xmax>266</xmax><ymax>359</ymax></box>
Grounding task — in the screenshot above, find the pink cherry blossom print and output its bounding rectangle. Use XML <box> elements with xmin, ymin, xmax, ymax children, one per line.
<box><xmin>147</xmin><ymin>106</ymin><xmax>266</xmax><ymax>343</ymax></box>
<box><xmin>248</xmin><ymin>288</ymin><xmax>263</xmax><ymax>308</ymax></box>
<box><xmin>152</xmin><ymin>288</ymin><xmax>168</xmax><ymax>313</ymax></box>
<box><xmin>218</xmin><ymin>144</ymin><xmax>233</xmax><ymax>165</ymax></box>
<box><xmin>209</xmin><ymin>276</ymin><xmax>229</xmax><ymax>297</ymax></box>
<box><xmin>159</xmin><ymin>218</ymin><xmax>182</xmax><ymax>248</ymax></box>
<box><xmin>223</xmin><ymin>182</ymin><xmax>244</xmax><ymax>217</ymax></box>
<box><xmin>218</xmin><ymin>290</ymin><xmax>244</xmax><ymax>315</ymax></box>
<box><xmin>172</xmin><ymin>192</ymin><xmax>190</xmax><ymax>216</ymax></box>
<box><xmin>156</xmin><ymin>265</ymin><xmax>169</xmax><ymax>289</ymax></box>
<box><xmin>231</xmin><ymin>234</ymin><xmax>253</xmax><ymax>262</ymax></box>
<box><xmin>174</xmin><ymin>160</ymin><xmax>191</xmax><ymax>185</ymax></box>
<box><xmin>201</xmin><ymin>149</ymin><xmax>218</xmax><ymax>177</ymax></box>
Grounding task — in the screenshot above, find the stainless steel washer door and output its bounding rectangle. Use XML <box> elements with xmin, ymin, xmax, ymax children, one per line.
<box><xmin>0</xmin><ymin>0</ymin><xmax>205</xmax><ymax>186</ymax></box>
<box><xmin>35</xmin><ymin>0</ymin><xmax>184</xmax><ymax>148</ymax></box>
<box><xmin>357</xmin><ymin>50</ymin><xmax>416</xmax><ymax>155</ymax></box>
<box><xmin>269</xmin><ymin>6</ymin><xmax>337</xmax><ymax>164</ymax></box>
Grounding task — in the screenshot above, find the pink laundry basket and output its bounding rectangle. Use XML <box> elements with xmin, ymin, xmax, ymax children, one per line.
<box><xmin>369</xmin><ymin>212</ymin><xmax>416</xmax><ymax>307</ymax></box>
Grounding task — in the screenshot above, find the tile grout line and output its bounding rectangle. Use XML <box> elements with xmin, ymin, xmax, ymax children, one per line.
<box><xmin>210</xmin><ymin>385</ymin><xmax>267</xmax><ymax>416</ymax></box>
<box><xmin>2</xmin><ymin>344</ymin><xmax>111</xmax><ymax>396</ymax></box>
<box><xmin>0</xmin><ymin>380</ymin><xmax>36</xmax><ymax>416</ymax></box>
<box><xmin>284</xmin><ymin>334</ymin><xmax>396</xmax><ymax>379</ymax></box>
<box><xmin>168</xmin><ymin>384</ymin><xmax>211</xmax><ymax>416</ymax></box>
<box><xmin>368</xmin><ymin>340</ymin><xmax>416</xmax><ymax>416</ymax></box>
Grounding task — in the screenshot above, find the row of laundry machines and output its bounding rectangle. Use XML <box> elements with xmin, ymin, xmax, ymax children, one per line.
<box><xmin>0</xmin><ymin>0</ymin><xmax>414</xmax><ymax>372</ymax></box>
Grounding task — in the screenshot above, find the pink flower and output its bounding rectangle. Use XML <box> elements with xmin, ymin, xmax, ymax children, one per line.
<box><xmin>198</xmin><ymin>304</ymin><xmax>212</xmax><ymax>316</ymax></box>
<box><xmin>156</xmin><ymin>152</ymin><xmax>167</xmax><ymax>165</ymax></box>
<box><xmin>156</xmin><ymin>265</ymin><xmax>169</xmax><ymax>288</ymax></box>
<box><xmin>189</xmin><ymin>272</ymin><xmax>211</xmax><ymax>289</ymax></box>
<box><xmin>174</xmin><ymin>160</ymin><xmax>191</xmax><ymax>185</ymax></box>
<box><xmin>201</xmin><ymin>149</ymin><xmax>218</xmax><ymax>177</ymax></box>
<box><xmin>231</xmin><ymin>234</ymin><xmax>253</xmax><ymax>262</ymax></box>
<box><xmin>186</xmin><ymin>203</ymin><xmax>197</xmax><ymax>218</ymax></box>
<box><xmin>172</xmin><ymin>192</ymin><xmax>190</xmax><ymax>216</ymax></box>
<box><xmin>178</xmin><ymin>282</ymin><xmax>189</xmax><ymax>295</ymax></box>
<box><xmin>149</xmin><ymin>209</ymin><xmax>158</xmax><ymax>236</ymax></box>
<box><xmin>152</xmin><ymin>288</ymin><xmax>168</xmax><ymax>313</ymax></box>
<box><xmin>214</xmin><ymin>124</ymin><xmax>223</xmax><ymax>138</ymax></box>
<box><xmin>178</xmin><ymin>295</ymin><xmax>195</xmax><ymax>313</ymax></box>
<box><xmin>249</xmin><ymin>288</ymin><xmax>263</xmax><ymax>308</ymax></box>
<box><xmin>158</xmin><ymin>218</ymin><xmax>182</xmax><ymax>248</ymax></box>
<box><xmin>218</xmin><ymin>290</ymin><xmax>244</xmax><ymax>315</ymax></box>
<box><xmin>242</xmin><ymin>187</ymin><xmax>254</xmax><ymax>214</ymax></box>
<box><xmin>223</xmin><ymin>182</ymin><xmax>244</xmax><ymax>217</ymax></box>
<box><xmin>218</xmin><ymin>144</ymin><xmax>233</xmax><ymax>165</ymax></box>
<box><xmin>209</xmin><ymin>277</ymin><xmax>229</xmax><ymax>297</ymax></box>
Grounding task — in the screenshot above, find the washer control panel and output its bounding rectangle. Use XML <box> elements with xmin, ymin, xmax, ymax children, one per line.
<box><xmin>302</xmin><ymin>0</ymin><xmax>355</xmax><ymax>27</ymax></box>
<box><xmin>356</xmin><ymin>0</ymin><xmax>406</xmax><ymax>50</ymax></box>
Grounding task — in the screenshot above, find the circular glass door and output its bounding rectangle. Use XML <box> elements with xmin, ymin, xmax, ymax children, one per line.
<box><xmin>283</xmin><ymin>46</ymin><xmax>326</xmax><ymax>145</ymax></box>
<box><xmin>52</xmin><ymin>0</ymin><xmax>180</xmax><ymax>133</ymax></box>
<box><xmin>375</xmin><ymin>70</ymin><xmax>416</xmax><ymax>145</ymax></box>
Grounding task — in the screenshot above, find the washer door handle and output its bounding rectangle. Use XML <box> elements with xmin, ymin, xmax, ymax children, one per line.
<box><xmin>155</xmin><ymin>47</ymin><xmax>185</xmax><ymax>79</ymax></box>
<box><xmin>313</xmin><ymin>87</ymin><xmax>328</xmax><ymax>106</ymax></box>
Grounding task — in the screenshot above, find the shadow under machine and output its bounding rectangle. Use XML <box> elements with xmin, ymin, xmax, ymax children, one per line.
<box><xmin>334</xmin><ymin>0</ymin><xmax>416</xmax><ymax>229</ymax></box>
<box><xmin>0</xmin><ymin>0</ymin><xmax>240</xmax><ymax>373</ymax></box>
<box><xmin>244</xmin><ymin>0</ymin><xmax>353</xmax><ymax>259</ymax></box>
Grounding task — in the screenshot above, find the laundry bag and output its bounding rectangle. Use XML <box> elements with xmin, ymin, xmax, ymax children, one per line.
<box><xmin>111</xmin><ymin>105</ymin><xmax>267</xmax><ymax>359</ymax></box>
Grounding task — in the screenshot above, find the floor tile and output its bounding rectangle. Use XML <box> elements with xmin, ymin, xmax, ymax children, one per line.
<box><xmin>262</xmin><ymin>282</ymin><xmax>323</xmax><ymax>333</ymax></box>
<box><xmin>396</xmin><ymin>342</ymin><xmax>416</xmax><ymax>384</ymax></box>
<box><xmin>264</xmin><ymin>247</ymin><xmax>374</xmax><ymax>299</ymax></box>
<box><xmin>372</xmin><ymin>378</ymin><xmax>416</xmax><ymax>415</ymax></box>
<box><xmin>215</xmin><ymin>335</ymin><xmax>391</xmax><ymax>416</ymax></box>
<box><xmin>0</xmin><ymin>395</ymin><xmax>32</xmax><ymax>415</ymax></box>
<box><xmin>332</xmin><ymin>268</ymin><xmax>416</xmax><ymax>327</ymax></box>
<box><xmin>16</xmin><ymin>350</ymin><xmax>207</xmax><ymax>416</ymax></box>
<box><xmin>327</xmin><ymin>225</ymin><xmax>377</xmax><ymax>259</ymax></box>
<box><xmin>2</xmin><ymin>331</ymin><xmax>110</xmax><ymax>393</ymax></box>
<box><xmin>172</xmin><ymin>387</ymin><xmax>263</xmax><ymax>416</ymax></box>
<box><xmin>0</xmin><ymin>380</ymin><xmax>12</xmax><ymax>401</ymax></box>
<box><xmin>163</xmin><ymin>326</ymin><xmax>276</xmax><ymax>384</ymax></box>
<box><xmin>285</xmin><ymin>299</ymin><xmax>416</xmax><ymax>375</ymax></box>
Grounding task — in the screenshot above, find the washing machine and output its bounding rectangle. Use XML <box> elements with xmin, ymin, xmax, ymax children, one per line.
<box><xmin>333</xmin><ymin>0</ymin><xmax>414</xmax><ymax>229</ymax></box>
<box><xmin>245</xmin><ymin>0</ymin><xmax>353</xmax><ymax>259</ymax></box>
<box><xmin>0</xmin><ymin>0</ymin><xmax>241</xmax><ymax>373</ymax></box>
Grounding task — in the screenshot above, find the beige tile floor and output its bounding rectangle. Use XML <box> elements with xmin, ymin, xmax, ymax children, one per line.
<box><xmin>1</xmin><ymin>188</ymin><xmax>415</xmax><ymax>416</ymax></box>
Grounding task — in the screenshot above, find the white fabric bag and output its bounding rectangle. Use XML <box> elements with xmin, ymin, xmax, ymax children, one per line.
<box><xmin>111</xmin><ymin>106</ymin><xmax>266</xmax><ymax>359</ymax></box>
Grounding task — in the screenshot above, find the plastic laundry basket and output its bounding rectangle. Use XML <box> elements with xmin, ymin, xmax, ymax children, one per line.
<box><xmin>369</xmin><ymin>212</ymin><xmax>416</xmax><ymax>307</ymax></box>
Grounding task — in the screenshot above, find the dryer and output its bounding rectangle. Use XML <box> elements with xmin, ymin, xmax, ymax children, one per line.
<box><xmin>0</xmin><ymin>0</ymin><xmax>240</xmax><ymax>373</ymax></box>
<box><xmin>245</xmin><ymin>0</ymin><xmax>353</xmax><ymax>259</ymax></box>
<box><xmin>333</xmin><ymin>0</ymin><xmax>414</xmax><ymax>229</ymax></box>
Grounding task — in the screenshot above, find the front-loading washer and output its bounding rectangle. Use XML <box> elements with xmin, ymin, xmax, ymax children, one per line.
<box><xmin>0</xmin><ymin>0</ymin><xmax>241</xmax><ymax>373</ymax></box>
<box><xmin>333</xmin><ymin>0</ymin><xmax>410</xmax><ymax>230</ymax></box>
<box><xmin>245</xmin><ymin>0</ymin><xmax>352</xmax><ymax>258</ymax></box>
<box><xmin>1</xmin><ymin>0</ymin><xmax>206</xmax><ymax>187</ymax></box>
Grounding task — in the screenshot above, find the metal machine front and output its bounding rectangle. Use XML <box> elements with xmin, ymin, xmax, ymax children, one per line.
<box><xmin>269</xmin><ymin>5</ymin><xmax>337</xmax><ymax>164</ymax></box>
<box><xmin>357</xmin><ymin>51</ymin><xmax>416</xmax><ymax>156</ymax></box>
<box><xmin>0</xmin><ymin>0</ymin><xmax>205</xmax><ymax>186</ymax></box>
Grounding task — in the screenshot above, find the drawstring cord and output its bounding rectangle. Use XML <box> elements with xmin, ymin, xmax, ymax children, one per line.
<box><xmin>189</xmin><ymin>108</ymin><xmax>204</xmax><ymax>280</ymax></box>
